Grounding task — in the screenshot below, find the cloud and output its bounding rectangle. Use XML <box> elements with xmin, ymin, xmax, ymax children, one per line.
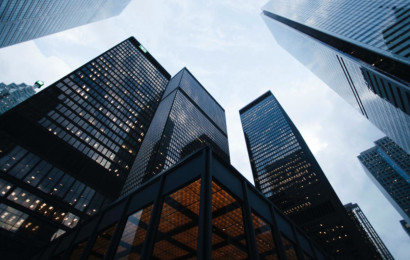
<box><xmin>0</xmin><ymin>41</ymin><xmax>71</xmax><ymax>88</ymax></box>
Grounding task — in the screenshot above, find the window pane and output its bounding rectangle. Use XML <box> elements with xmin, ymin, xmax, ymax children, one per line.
<box><xmin>252</xmin><ymin>212</ymin><xmax>278</xmax><ymax>260</ymax></box>
<box><xmin>152</xmin><ymin>179</ymin><xmax>201</xmax><ymax>259</ymax></box>
<box><xmin>211</xmin><ymin>181</ymin><xmax>248</xmax><ymax>259</ymax></box>
<box><xmin>114</xmin><ymin>204</ymin><xmax>153</xmax><ymax>260</ymax></box>
<box><xmin>282</xmin><ymin>236</ymin><xmax>298</xmax><ymax>260</ymax></box>
<box><xmin>69</xmin><ymin>240</ymin><xmax>88</xmax><ymax>260</ymax></box>
<box><xmin>88</xmin><ymin>224</ymin><xmax>118</xmax><ymax>259</ymax></box>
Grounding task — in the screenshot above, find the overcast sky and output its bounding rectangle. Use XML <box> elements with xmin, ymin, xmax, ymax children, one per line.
<box><xmin>0</xmin><ymin>0</ymin><xmax>408</xmax><ymax>258</ymax></box>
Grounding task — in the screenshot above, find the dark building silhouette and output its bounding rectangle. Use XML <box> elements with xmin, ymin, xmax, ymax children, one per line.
<box><xmin>358</xmin><ymin>137</ymin><xmax>410</xmax><ymax>233</ymax></box>
<box><xmin>344</xmin><ymin>203</ymin><xmax>394</xmax><ymax>260</ymax></box>
<box><xmin>400</xmin><ymin>220</ymin><xmax>410</xmax><ymax>237</ymax></box>
<box><xmin>240</xmin><ymin>91</ymin><xmax>379</xmax><ymax>259</ymax></box>
<box><xmin>261</xmin><ymin>0</ymin><xmax>410</xmax><ymax>154</ymax></box>
<box><xmin>0</xmin><ymin>37</ymin><xmax>170</xmax><ymax>258</ymax></box>
<box><xmin>33</xmin><ymin>148</ymin><xmax>331</xmax><ymax>260</ymax></box>
<box><xmin>0</xmin><ymin>0</ymin><xmax>132</xmax><ymax>48</ymax></box>
<box><xmin>122</xmin><ymin>68</ymin><xmax>229</xmax><ymax>196</ymax></box>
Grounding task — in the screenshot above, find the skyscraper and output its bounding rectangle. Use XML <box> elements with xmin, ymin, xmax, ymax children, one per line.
<box><xmin>261</xmin><ymin>0</ymin><xmax>410</xmax><ymax>154</ymax></box>
<box><xmin>0</xmin><ymin>37</ymin><xmax>170</xmax><ymax>258</ymax></box>
<box><xmin>0</xmin><ymin>81</ymin><xmax>43</xmax><ymax>114</ymax></box>
<box><xmin>0</xmin><ymin>0</ymin><xmax>132</xmax><ymax>48</ymax></box>
<box><xmin>240</xmin><ymin>91</ymin><xmax>378</xmax><ymax>259</ymax></box>
<box><xmin>358</xmin><ymin>137</ymin><xmax>410</xmax><ymax>229</ymax></box>
<box><xmin>32</xmin><ymin>148</ymin><xmax>330</xmax><ymax>260</ymax></box>
<box><xmin>122</xmin><ymin>68</ymin><xmax>230</xmax><ymax>196</ymax></box>
<box><xmin>344</xmin><ymin>203</ymin><xmax>394</xmax><ymax>260</ymax></box>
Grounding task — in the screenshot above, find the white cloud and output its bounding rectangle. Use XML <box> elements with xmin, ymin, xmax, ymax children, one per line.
<box><xmin>1</xmin><ymin>1</ymin><xmax>408</xmax><ymax>258</ymax></box>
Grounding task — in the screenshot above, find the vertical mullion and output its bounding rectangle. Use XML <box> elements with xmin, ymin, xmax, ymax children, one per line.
<box><xmin>140</xmin><ymin>175</ymin><xmax>165</xmax><ymax>260</ymax></box>
<box><xmin>269</xmin><ymin>206</ymin><xmax>288</xmax><ymax>260</ymax></box>
<box><xmin>242</xmin><ymin>182</ymin><xmax>259</xmax><ymax>260</ymax></box>
<box><xmin>103</xmin><ymin>194</ymin><xmax>133</xmax><ymax>260</ymax></box>
<box><xmin>290</xmin><ymin>224</ymin><xmax>307</xmax><ymax>260</ymax></box>
<box><xmin>197</xmin><ymin>148</ymin><xmax>212</xmax><ymax>260</ymax></box>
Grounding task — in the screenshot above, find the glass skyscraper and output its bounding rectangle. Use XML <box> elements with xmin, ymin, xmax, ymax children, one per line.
<box><xmin>0</xmin><ymin>37</ymin><xmax>170</xmax><ymax>258</ymax></box>
<box><xmin>261</xmin><ymin>0</ymin><xmax>410</xmax><ymax>154</ymax></box>
<box><xmin>240</xmin><ymin>91</ymin><xmax>379</xmax><ymax>259</ymax></box>
<box><xmin>122</xmin><ymin>68</ymin><xmax>230</xmax><ymax>196</ymax></box>
<box><xmin>358</xmin><ymin>137</ymin><xmax>410</xmax><ymax>230</ymax></box>
<box><xmin>0</xmin><ymin>0</ymin><xmax>132</xmax><ymax>48</ymax></box>
<box><xmin>344</xmin><ymin>203</ymin><xmax>394</xmax><ymax>260</ymax></box>
<box><xmin>32</xmin><ymin>148</ymin><xmax>330</xmax><ymax>260</ymax></box>
<box><xmin>0</xmin><ymin>81</ymin><xmax>43</xmax><ymax>114</ymax></box>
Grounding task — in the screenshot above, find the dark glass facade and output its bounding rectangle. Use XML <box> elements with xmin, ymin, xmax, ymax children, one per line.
<box><xmin>358</xmin><ymin>137</ymin><xmax>410</xmax><ymax>226</ymax></box>
<box><xmin>122</xmin><ymin>68</ymin><xmax>229</xmax><ymax>196</ymax></box>
<box><xmin>0</xmin><ymin>37</ymin><xmax>170</xmax><ymax>258</ymax></box>
<box><xmin>34</xmin><ymin>148</ymin><xmax>330</xmax><ymax>260</ymax></box>
<box><xmin>344</xmin><ymin>203</ymin><xmax>394</xmax><ymax>260</ymax></box>
<box><xmin>400</xmin><ymin>220</ymin><xmax>410</xmax><ymax>237</ymax></box>
<box><xmin>261</xmin><ymin>0</ymin><xmax>410</xmax><ymax>154</ymax></box>
<box><xmin>0</xmin><ymin>82</ymin><xmax>37</xmax><ymax>114</ymax></box>
<box><xmin>240</xmin><ymin>91</ymin><xmax>378</xmax><ymax>259</ymax></box>
<box><xmin>0</xmin><ymin>0</ymin><xmax>132</xmax><ymax>48</ymax></box>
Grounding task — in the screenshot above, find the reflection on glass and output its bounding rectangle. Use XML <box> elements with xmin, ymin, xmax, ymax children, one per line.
<box><xmin>152</xmin><ymin>179</ymin><xmax>201</xmax><ymax>259</ymax></box>
<box><xmin>252</xmin><ymin>212</ymin><xmax>278</xmax><ymax>260</ymax></box>
<box><xmin>114</xmin><ymin>204</ymin><xmax>153</xmax><ymax>259</ymax></box>
<box><xmin>211</xmin><ymin>181</ymin><xmax>248</xmax><ymax>259</ymax></box>
<box><xmin>88</xmin><ymin>224</ymin><xmax>118</xmax><ymax>259</ymax></box>
<box><xmin>69</xmin><ymin>240</ymin><xmax>87</xmax><ymax>260</ymax></box>
<box><xmin>282</xmin><ymin>235</ymin><xmax>298</xmax><ymax>260</ymax></box>
<box><xmin>0</xmin><ymin>204</ymin><xmax>28</xmax><ymax>232</ymax></box>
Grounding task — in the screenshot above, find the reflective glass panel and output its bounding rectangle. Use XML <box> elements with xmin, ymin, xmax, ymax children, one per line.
<box><xmin>88</xmin><ymin>224</ymin><xmax>118</xmax><ymax>259</ymax></box>
<box><xmin>114</xmin><ymin>204</ymin><xmax>153</xmax><ymax>259</ymax></box>
<box><xmin>152</xmin><ymin>179</ymin><xmax>201</xmax><ymax>259</ymax></box>
<box><xmin>69</xmin><ymin>240</ymin><xmax>88</xmax><ymax>260</ymax></box>
<box><xmin>211</xmin><ymin>181</ymin><xmax>248</xmax><ymax>259</ymax></box>
<box><xmin>282</xmin><ymin>235</ymin><xmax>298</xmax><ymax>260</ymax></box>
<box><xmin>252</xmin><ymin>212</ymin><xmax>278</xmax><ymax>260</ymax></box>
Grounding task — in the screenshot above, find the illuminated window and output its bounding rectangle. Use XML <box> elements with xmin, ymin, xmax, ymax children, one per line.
<box><xmin>89</xmin><ymin>224</ymin><xmax>118</xmax><ymax>259</ymax></box>
<box><xmin>69</xmin><ymin>240</ymin><xmax>88</xmax><ymax>260</ymax></box>
<box><xmin>252</xmin><ymin>212</ymin><xmax>278</xmax><ymax>259</ymax></box>
<box><xmin>281</xmin><ymin>235</ymin><xmax>298</xmax><ymax>260</ymax></box>
<box><xmin>211</xmin><ymin>181</ymin><xmax>248</xmax><ymax>259</ymax></box>
<box><xmin>114</xmin><ymin>204</ymin><xmax>153</xmax><ymax>259</ymax></box>
<box><xmin>152</xmin><ymin>179</ymin><xmax>201</xmax><ymax>259</ymax></box>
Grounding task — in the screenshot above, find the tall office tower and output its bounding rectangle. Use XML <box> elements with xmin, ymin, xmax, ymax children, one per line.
<box><xmin>0</xmin><ymin>37</ymin><xmax>170</xmax><ymax>258</ymax></box>
<box><xmin>344</xmin><ymin>203</ymin><xmax>394</xmax><ymax>260</ymax></box>
<box><xmin>400</xmin><ymin>220</ymin><xmax>410</xmax><ymax>237</ymax></box>
<box><xmin>0</xmin><ymin>0</ymin><xmax>132</xmax><ymax>48</ymax></box>
<box><xmin>0</xmin><ymin>81</ymin><xmax>43</xmax><ymax>114</ymax></box>
<box><xmin>122</xmin><ymin>68</ymin><xmax>229</xmax><ymax>196</ymax></box>
<box><xmin>261</xmin><ymin>0</ymin><xmax>410</xmax><ymax>154</ymax></box>
<box><xmin>240</xmin><ymin>91</ymin><xmax>378</xmax><ymax>259</ymax></box>
<box><xmin>33</xmin><ymin>148</ymin><xmax>330</xmax><ymax>260</ymax></box>
<box><xmin>358</xmin><ymin>137</ymin><xmax>410</xmax><ymax>231</ymax></box>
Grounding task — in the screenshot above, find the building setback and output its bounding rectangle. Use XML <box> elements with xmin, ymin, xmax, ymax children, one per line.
<box><xmin>344</xmin><ymin>203</ymin><xmax>394</xmax><ymax>260</ymax></box>
<box><xmin>358</xmin><ymin>136</ymin><xmax>410</xmax><ymax>231</ymax></box>
<box><xmin>0</xmin><ymin>0</ymin><xmax>132</xmax><ymax>48</ymax></box>
<box><xmin>240</xmin><ymin>91</ymin><xmax>378</xmax><ymax>259</ymax></box>
<box><xmin>0</xmin><ymin>37</ymin><xmax>170</xmax><ymax>258</ymax></box>
<box><xmin>122</xmin><ymin>68</ymin><xmax>229</xmax><ymax>196</ymax></box>
<box><xmin>33</xmin><ymin>148</ymin><xmax>331</xmax><ymax>260</ymax></box>
<box><xmin>261</xmin><ymin>0</ymin><xmax>410</xmax><ymax>154</ymax></box>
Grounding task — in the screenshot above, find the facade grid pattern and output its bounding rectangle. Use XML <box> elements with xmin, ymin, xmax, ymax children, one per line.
<box><xmin>240</xmin><ymin>91</ymin><xmax>381</xmax><ymax>259</ymax></box>
<box><xmin>33</xmin><ymin>149</ymin><xmax>330</xmax><ymax>260</ymax></box>
<box><xmin>0</xmin><ymin>37</ymin><xmax>170</xmax><ymax>258</ymax></box>
<box><xmin>262</xmin><ymin>0</ymin><xmax>410</xmax><ymax>154</ymax></box>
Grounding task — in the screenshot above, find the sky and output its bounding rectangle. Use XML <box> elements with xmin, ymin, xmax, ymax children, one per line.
<box><xmin>0</xmin><ymin>0</ymin><xmax>409</xmax><ymax>258</ymax></box>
